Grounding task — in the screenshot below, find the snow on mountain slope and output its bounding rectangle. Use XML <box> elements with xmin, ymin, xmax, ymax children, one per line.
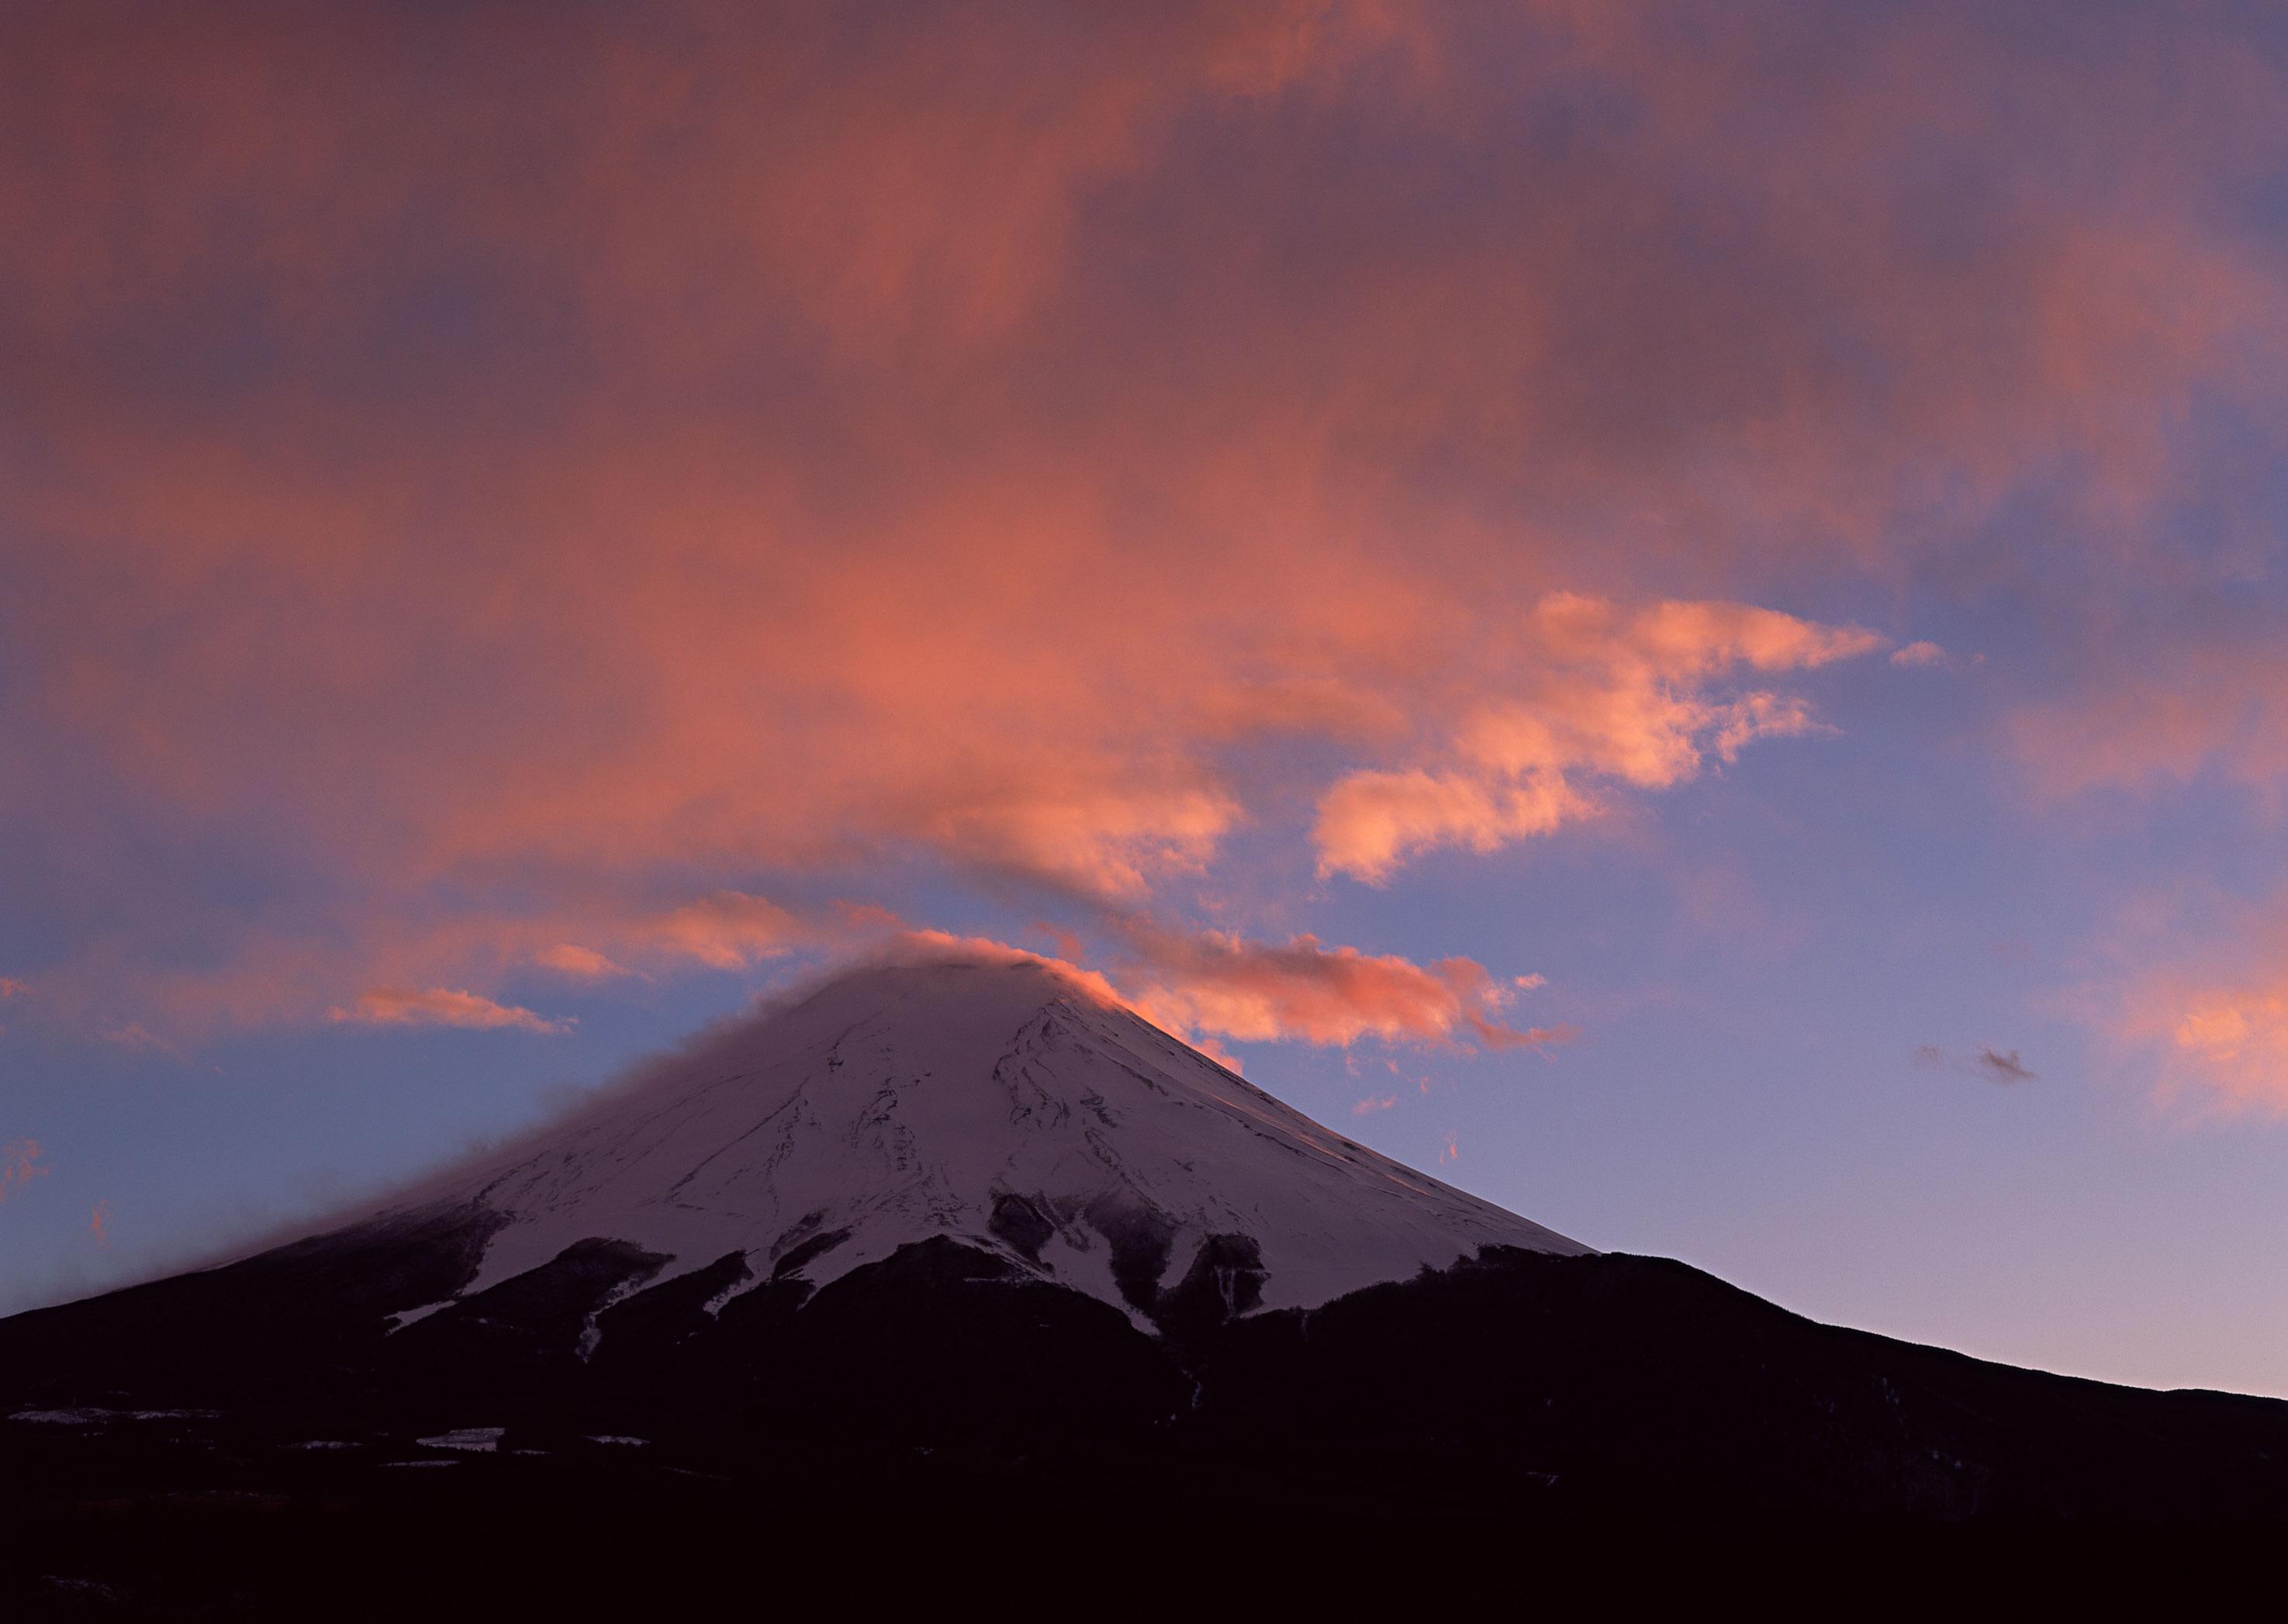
<box><xmin>393</xmin><ymin>955</ymin><xmax>1588</xmax><ymax>1331</ymax></box>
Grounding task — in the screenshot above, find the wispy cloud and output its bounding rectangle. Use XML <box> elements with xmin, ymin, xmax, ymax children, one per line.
<box><xmin>1915</xmin><ymin>1043</ymin><xmax>2037</xmax><ymax>1085</ymax></box>
<box><xmin>638</xmin><ymin>892</ymin><xmax>806</xmax><ymax>971</ymax></box>
<box><xmin>2148</xmin><ymin>983</ymin><xmax>2288</xmax><ymax>1114</ymax></box>
<box><xmin>0</xmin><ymin>1139</ymin><xmax>48</xmax><ymax>1204</ymax></box>
<box><xmin>1314</xmin><ymin>594</ymin><xmax>1882</xmax><ymax>882</ymax></box>
<box><xmin>330</xmin><ymin>989</ymin><xmax>570</xmax><ymax>1035</ymax></box>
<box><xmin>532</xmin><ymin>945</ymin><xmax>632</xmax><ymax>981</ymax></box>
<box><xmin>1975</xmin><ymin>1047</ymin><xmax>2037</xmax><ymax>1083</ymax></box>
<box><xmin>1110</xmin><ymin>922</ymin><xmax>1577</xmax><ymax>1054</ymax></box>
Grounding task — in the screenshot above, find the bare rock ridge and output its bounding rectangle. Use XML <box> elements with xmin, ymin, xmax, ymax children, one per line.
<box><xmin>402</xmin><ymin>955</ymin><xmax>1587</xmax><ymax>1343</ymax></box>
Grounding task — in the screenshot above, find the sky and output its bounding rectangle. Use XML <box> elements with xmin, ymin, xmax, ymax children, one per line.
<box><xmin>6</xmin><ymin>0</ymin><xmax>2288</xmax><ymax>1394</ymax></box>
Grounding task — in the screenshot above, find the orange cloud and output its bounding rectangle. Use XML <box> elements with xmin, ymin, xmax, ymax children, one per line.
<box><xmin>90</xmin><ymin>1200</ymin><xmax>110</xmax><ymax>1247</ymax></box>
<box><xmin>0</xmin><ymin>977</ymin><xmax>26</xmax><ymax>1000</ymax></box>
<box><xmin>330</xmin><ymin>989</ymin><xmax>570</xmax><ymax>1035</ymax></box>
<box><xmin>1352</xmin><ymin>1094</ymin><xmax>1399</xmax><ymax>1115</ymax></box>
<box><xmin>0</xmin><ymin>1139</ymin><xmax>48</xmax><ymax>1204</ymax></box>
<box><xmin>858</xmin><ymin>926</ymin><xmax>1566</xmax><ymax>1066</ymax></box>
<box><xmin>2133</xmin><ymin>975</ymin><xmax>2288</xmax><ymax>1116</ymax></box>
<box><xmin>1112</xmin><ymin>924</ymin><xmax>1575</xmax><ymax>1053</ymax></box>
<box><xmin>638</xmin><ymin>892</ymin><xmax>806</xmax><ymax>971</ymax></box>
<box><xmin>1313</xmin><ymin>770</ymin><xmax>1592</xmax><ymax>886</ymax></box>
<box><xmin>1316</xmin><ymin>595</ymin><xmax>1882</xmax><ymax>880</ymax></box>
<box><xmin>887</xmin><ymin>931</ymin><xmax>1135</xmax><ymax>1015</ymax></box>
<box><xmin>533</xmin><ymin>945</ymin><xmax>631</xmax><ymax>980</ymax></box>
<box><xmin>2</xmin><ymin>3</ymin><xmax>2280</xmax><ymax>1045</ymax></box>
<box><xmin>2103</xmin><ymin>892</ymin><xmax>2288</xmax><ymax>1114</ymax></box>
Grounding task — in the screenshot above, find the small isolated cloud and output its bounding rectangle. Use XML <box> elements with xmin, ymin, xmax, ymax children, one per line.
<box><xmin>1890</xmin><ymin>641</ymin><xmax>1948</xmax><ymax>668</ymax></box>
<box><xmin>0</xmin><ymin>976</ymin><xmax>26</xmax><ymax>1000</ymax></box>
<box><xmin>1352</xmin><ymin>1094</ymin><xmax>1399</xmax><ymax>1116</ymax></box>
<box><xmin>1437</xmin><ymin>1132</ymin><xmax>1460</xmax><ymax>1166</ymax></box>
<box><xmin>533</xmin><ymin>944</ymin><xmax>632</xmax><ymax>980</ymax></box>
<box><xmin>1</xmin><ymin>1139</ymin><xmax>49</xmax><ymax>1204</ymax></box>
<box><xmin>101</xmin><ymin>1021</ymin><xmax>184</xmax><ymax>1058</ymax></box>
<box><xmin>1113</xmin><ymin>924</ymin><xmax>1578</xmax><ymax>1053</ymax></box>
<box><xmin>1513</xmin><ymin>973</ymin><xmax>1547</xmax><ymax>990</ymax></box>
<box><xmin>1975</xmin><ymin>1046</ymin><xmax>2037</xmax><ymax>1083</ymax></box>
<box><xmin>641</xmin><ymin>891</ymin><xmax>805</xmax><ymax>969</ymax></box>
<box><xmin>90</xmin><ymin>1200</ymin><xmax>110</xmax><ymax>1247</ymax></box>
<box><xmin>1916</xmin><ymin>1042</ymin><xmax>2036</xmax><ymax>1083</ymax></box>
<box><xmin>330</xmin><ymin>987</ymin><xmax>570</xmax><ymax>1035</ymax></box>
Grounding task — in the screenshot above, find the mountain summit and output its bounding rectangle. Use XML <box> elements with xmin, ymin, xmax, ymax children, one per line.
<box><xmin>417</xmin><ymin>955</ymin><xmax>1585</xmax><ymax>1337</ymax></box>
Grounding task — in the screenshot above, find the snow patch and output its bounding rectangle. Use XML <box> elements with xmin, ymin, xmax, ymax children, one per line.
<box><xmin>575</xmin><ymin>1275</ymin><xmax>651</xmax><ymax>1362</ymax></box>
<box><xmin>9</xmin><ymin>1407</ymin><xmax>219</xmax><ymax>1425</ymax></box>
<box><xmin>384</xmin><ymin>1299</ymin><xmax>456</xmax><ymax>1334</ymax></box>
<box><xmin>415</xmin><ymin>1425</ymin><xmax>506</xmax><ymax>1453</ymax></box>
<box><xmin>700</xmin><ymin>1263</ymin><xmax>759</xmax><ymax>1319</ymax></box>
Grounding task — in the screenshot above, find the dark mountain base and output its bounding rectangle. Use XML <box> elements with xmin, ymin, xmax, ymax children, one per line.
<box><xmin>8</xmin><ymin>1226</ymin><xmax>2288</xmax><ymax>1613</ymax></box>
<box><xmin>12</xmin><ymin>1454</ymin><xmax>2276</xmax><ymax>1622</ymax></box>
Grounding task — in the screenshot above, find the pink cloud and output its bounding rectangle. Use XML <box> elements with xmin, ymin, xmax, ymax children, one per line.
<box><xmin>1315</xmin><ymin>595</ymin><xmax>1881</xmax><ymax>881</ymax></box>
<box><xmin>2168</xmin><ymin>993</ymin><xmax>2288</xmax><ymax>1111</ymax></box>
<box><xmin>330</xmin><ymin>988</ymin><xmax>569</xmax><ymax>1035</ymax></box>
<box><xmin>0</xmin><ymin>1139</ymin><xmax>48</xmax><ymax>1204</ymax></box>
<box><xmin>2123</xmin><ymin>952</ymin><xmax>2288</xmax><ymax>1118</ymax></box>
<box><xmin>2096</xmin><ymin>893</ymin><xmax>2288</xmax><ymax>1116</ymax></box>
<box><xmin>1352</xmin><ymin>1094</ymin><xmax>1399</xmax><ymax>1116</ymax></box>
<box><xmin>887</xmin><ymin>931</ymin><xmax>1134</xmax><ymax>1014</ymax></box>
<box><xmin>848</xmin><ymin>927</ymin><xmax>1572</xmax><ymax>1069</ymax></box>
<box><xmin>639</xmin><ymin>892</ymin><xmax>806</xmax><ymax>971</ymax></box>
<box><xmin>100</xmin><ymin>1022</ymin><xmax>181</xmax><ymax>1057</ymax></box>
<box><xmin>2</xmin><ymin>2</ymin><xmax>2280</xmax><ymax>1050</ymax></box>
<box><xmin>533</xmin><ymin>944</ymin><xmax>631</xmax><ymax>980</ymax></box>
<box><xmin>1112</xmin><ymin>924</ymin><xmax>1575</xmax><ymax>1053</ymax></box>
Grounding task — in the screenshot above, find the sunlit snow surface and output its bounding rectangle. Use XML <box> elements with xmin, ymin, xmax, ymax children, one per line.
<box><xmin>383</xmin><ymin>959</ymin><xmax>1588</xmax><ymax>1325</ymax></box>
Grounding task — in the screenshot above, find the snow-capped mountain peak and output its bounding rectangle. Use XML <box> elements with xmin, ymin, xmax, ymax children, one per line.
<box><xmin>410</xmin><ymin>955</ymin><xmax>1585</xmax><ymax>1332</ymax></box>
